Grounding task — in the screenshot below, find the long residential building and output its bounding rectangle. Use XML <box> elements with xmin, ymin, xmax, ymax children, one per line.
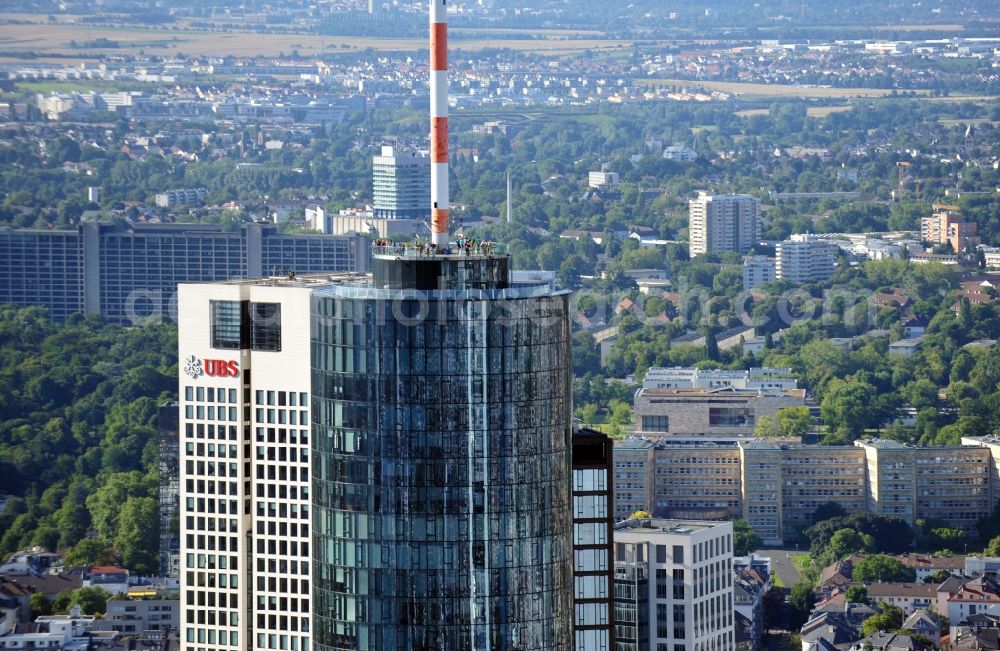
<box><xmin>614</xmin><ymin>438</ymin><xmax>998</xmax><ymax>546</ymax></box>
<box><xmin>0</xmin><ymin>222</ymin><xmax>368</xmax><ymax>323</ymax></box>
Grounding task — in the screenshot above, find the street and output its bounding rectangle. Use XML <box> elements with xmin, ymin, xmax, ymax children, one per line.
<box><xmin>757</xmin><ymin>549</ymin><xmax>803</xmax><ymax>588</ymax></box>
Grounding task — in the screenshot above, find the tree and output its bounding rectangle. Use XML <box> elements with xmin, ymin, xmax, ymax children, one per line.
<box><xmin>861</xmin><ymin>603</ymin><xmax>905</xmax><ymax>637</ymax></box>
<box><xmin>985</xmin><ymin>534</ymin><xmax>1000</xmax><ymax>557</ymax></box>
<box><xmin>64</xmin><ymin>538</ymin><xmax>114</xmax><ymax>568</ymax></box>
<box><xmin>820</xmin><ymin>378</ymin><xmax>879</xmax><ymax>437</ymax></box>
<box><xmin>753</xmin><ymin>414</ymin><xmax>780</xmax><ymax>438</ymax></box>
<box><xmin>114</xmin><ymin>497</ymin><xmax>159</xmax><ymax>575</ymax></box>
<box><xmin>52</xmin><ymin>590</ymin><xmax>74</xmax><ymax>613</ymax></box>
<box><xmin>804</xmin><ymin>513</ymin><xmax>913</xmax><ymax>556</ymax></box>
<box><xmin>47</xmin><ymin>136</ymin><xmax>82</xmax><ymax>164</ymax></box>
<box><xmin>29</xmin><ymin>592</ymin><xmax>52</xmax><ymax>617</ymax></box>
<box><xmin>572</xmin><ymin>332</ymin><xmax>601</xmax><ymax>377</ymax></box>
<box><xmin>762</xmin><ymin>586</ymin><xmax>786</xmax><ymax>630</ymax></box>
<box><xmin>925</xmin><ymin>527</ymin><xmax>966</xmax><ymax>552</ymax></box>
<box><xmin>704</xmin><ymin>325</ymin><xmax>720</xmax><ymax>361</ymax></box>
<box><xmin>788</xmin><ymin>581</ymin><xmax>816</xmax><ymax>630</ymax></box>
<box><xmin>71</xmin><ymin>586</ymin><xmax>110</xmax><ymax>615</ymax></box>
<box><xmin>85</xmin><ymin>471</ymin><xmax>154</xmax><ymax>541</ymax></box>
<box><xmin>812</xmin><ymin>502</ymin><xmax>847</xmax><ymax>524</ymax></box>
<box><xmin>775</xmin><ymin>406</ymin><xmax>813</xmax><ymax>438</ymax></box>
<box><xmin>925</xmin><ymin>569</ymin><xmax>952</xmax><ymax>584</ymax></box>
<box><xmin>827</xmin><ymin>528</ymin><xmax>875</xmax><ymax>560</ymax></box>
<box><xmin>852</xmin><ymin>554</ymin><xmax>916</xmax><ymax>583</ymax></box>
<box><xmin>627</xmin><ymin>510</ymin><xmax>652</xmax><ymax>520</ymax></box>
<box><xmin>845</xmin><ymin>585</ymin><xmax>869</xmax><ymax>605</ymax></box>
<box><xmin>577</xmin><ymin>403</ymin><xmax>599</xmax><ymax>425</ymax></box>
<box><xmin>733</xmin><ymin>519</ymin><xmax>763</xmax><ymax>556</ymax></box>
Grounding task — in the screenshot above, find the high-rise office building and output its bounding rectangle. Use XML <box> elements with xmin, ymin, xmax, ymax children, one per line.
<box><xmin>613</xmin><ymin>518</ymin><xmax>735</xmax><ymax>651</ymax></box>
<box><xmin>572</xmin><ymin>428</ymin><xmax>616</xmax><ymax>651</ymax></box>
<box><xmin>178</xmin><ymin>257</ymin><xmax>576</xmax><ymax>651</ymax></box>
<box><xmin>775</xmin><ymin>237</ymin><xmax>837</xmax><ymax>283</ymax></box>
<box><xmin>179</xmin><ymin>0</ymin><xmax>580</xmax><ymax>647</ymax></box>
<box><xmin>0</xmin><ymin>222</ymin><xmax>367</xmax><ymax>323</ymax></box>
<box><xmin>177</xmin><ymin>277</ymin><xmax>321</xmax><ymax>651</ymax></box>
<box><xmin>921</xmin><ymin>211</ymin><xmax>980</xmax><ymax>253</ymax></box>
<box><xmin>312</xmin><ymin>246</ymin><xmax>575</xmax><ymax>649</ymax></box>
<box><xmin>371</xmin><ymin>145</ymin><xmax>431</xmax><ymax>220</ymax></box>
<box><xmin>688</xmin><ymin>193</ymin><xmax>761</xmax><ymax>257</ymax></box>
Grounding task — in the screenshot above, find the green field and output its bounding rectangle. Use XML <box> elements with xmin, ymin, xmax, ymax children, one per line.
<box><xmin>0</xmin><ymin>21</ymin><xmax>639</xmax><ymax>58</ymax></box>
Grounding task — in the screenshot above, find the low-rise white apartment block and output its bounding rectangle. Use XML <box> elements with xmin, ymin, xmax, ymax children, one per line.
<box><xmin>742</xmin><ymin>255</ymin><xmax>775</xmax><ymax>290</ymax></box>
<box><xmin>589</xmin><ymin>171</ymin><xmax>621</xmax><ymax>188</ymax></box>
<box><xmin>641</xmin><ymin>367</ymin><xmax>797</xmax><ymax>391</ymax></box>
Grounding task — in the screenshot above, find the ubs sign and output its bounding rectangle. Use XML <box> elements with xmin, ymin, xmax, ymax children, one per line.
<box><xmin>183</xmin><ymin>355</ymin><xmax>239</xmax><ymax>379</ymax></box>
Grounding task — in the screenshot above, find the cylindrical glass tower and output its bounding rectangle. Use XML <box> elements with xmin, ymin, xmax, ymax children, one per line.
<box><xmin>312</xmin><ymin>251</ymin><xmax>574</xmax><ymax>650</ymax></box>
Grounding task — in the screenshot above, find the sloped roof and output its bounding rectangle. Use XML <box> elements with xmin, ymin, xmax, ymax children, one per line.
<box><xmin>902</xmin><ymin>609</ymin><xmax>939</xmax><ymax>632</ymax></box>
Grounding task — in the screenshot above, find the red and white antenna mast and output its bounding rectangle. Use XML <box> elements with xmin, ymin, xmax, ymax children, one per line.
<box><xmin>429</xmin><ymin>0</ymin><xmax>449</xmax><ymax>249</ymax></box>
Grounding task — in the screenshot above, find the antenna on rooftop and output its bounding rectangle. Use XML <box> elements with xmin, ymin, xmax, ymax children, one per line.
<box><xmin>429</xmin><ymin>0</ymin><xmax>450</xmax><ymax>249</ymax></box>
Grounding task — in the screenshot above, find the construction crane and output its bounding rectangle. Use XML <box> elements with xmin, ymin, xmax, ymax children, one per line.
<box><xmin>933</xmin><ymin>202</ymin><xmax>960</xmax><ymax>212</ymax></box>
<box><xmin>896</xmin><ymin>161</ymin><xmax>911</xmax><ymax>192</ymax></box>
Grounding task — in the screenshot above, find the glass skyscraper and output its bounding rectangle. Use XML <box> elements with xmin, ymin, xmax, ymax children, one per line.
<box><xmin>312</xmin><ymin>248</ymin><xmax>574</xmax><ymax>650</ymax></box>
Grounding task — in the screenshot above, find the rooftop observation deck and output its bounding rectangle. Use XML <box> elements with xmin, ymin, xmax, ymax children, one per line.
<box><xmin>370</xmin><ymin>238</ymin><xmax>508</xmax><ymax>260</ymax></box>
<box><xmin>370</xmin><ymin>238</ymin><xmax>511</xmax><ymax>290</ymax></box>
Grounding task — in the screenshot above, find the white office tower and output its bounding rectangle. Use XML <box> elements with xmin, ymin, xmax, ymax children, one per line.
<box><xmin>775</xmin><ymin>238</ymin><xmax>837</xmax><ymax>283</ymax></box>
<box><xmin>613</xmin><ymin>518</ymin><xmax>735</xmax><ymax>651</ymax></box>
<box><xmin>371</xmin><ymin>145</ymin><xmax>431</xmax><ymax>220</ymax></box>
<box><xmin>178</xmin><ymin>278</ymin><xmax>316</xmax><ymax>651</ymax></box>
<box><xmin>688</xmin><ymin>193</ymin><xmax>762</xmax><ymax>257</ymax></box>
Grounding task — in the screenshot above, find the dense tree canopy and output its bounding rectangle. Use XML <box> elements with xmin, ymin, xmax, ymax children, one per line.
<box><xmin>0</xmin><ymin>307</ymin><xmax>176</xmax><ymax>569</ymax></box>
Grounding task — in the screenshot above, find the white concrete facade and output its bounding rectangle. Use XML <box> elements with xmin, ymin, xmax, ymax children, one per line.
<box><xmin>775</xmin><ymin>239</ymin><xmax>837</xmax><ymax>283</ymax></box>
<box><xmin>613</xmin><ymin>519</ymin><xmax>735</xmax><ymax>651</ymax></box>
<box><xmin>742</xmin><ymin>255</ymin><xmax>775</xmax><ymax>291</ymax></box>
<box><xmin>688</xmin><ymin>193</ymin><xmax>762</xmax><ymax>257</ymax></box>
<box><xmin>178</xmin><ymin>280</ymin><xmax>315</xmax><ymax>651</ymax></box>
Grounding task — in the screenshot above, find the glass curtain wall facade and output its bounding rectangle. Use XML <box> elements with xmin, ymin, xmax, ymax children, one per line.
<box><xmin>311</xmin><ymin>255</ymin><xmax>574</xmax><ymax>650</ymax></box>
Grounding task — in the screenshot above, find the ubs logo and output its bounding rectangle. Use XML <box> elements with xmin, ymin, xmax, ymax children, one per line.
<box><xmin>184</xmin><ymin>355</ymin><xmax>239</xmax><ymax>379</ymax></box>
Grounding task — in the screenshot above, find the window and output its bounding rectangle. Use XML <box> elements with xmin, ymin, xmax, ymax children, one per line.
<box><xmin>708</xmin><ymin>407</ymin><xmax>753</xmax><ymax>427</ymax></box>
<box><xmin>210</xmin><ymin>300</ymin><xmax>281</xmax><ymax>351</ymax></box>
<box><xmin>673</xmin><ymin>545</ymin><xmax>684</xmax><ymax>564</ymax></box>
<box><xmin>642</xmin><ymin>415</ymin><xmax>670</xmax><ymax>432</ymax></box>
<box><xmin>211</xmin><ymin>300</ymin><xmax>246</xmax><ymax>349</ymax></box>
<box><xmin>250</xmin><ymin>302</ymin><xmax>282</xmax><ymax>351</ymax></box>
